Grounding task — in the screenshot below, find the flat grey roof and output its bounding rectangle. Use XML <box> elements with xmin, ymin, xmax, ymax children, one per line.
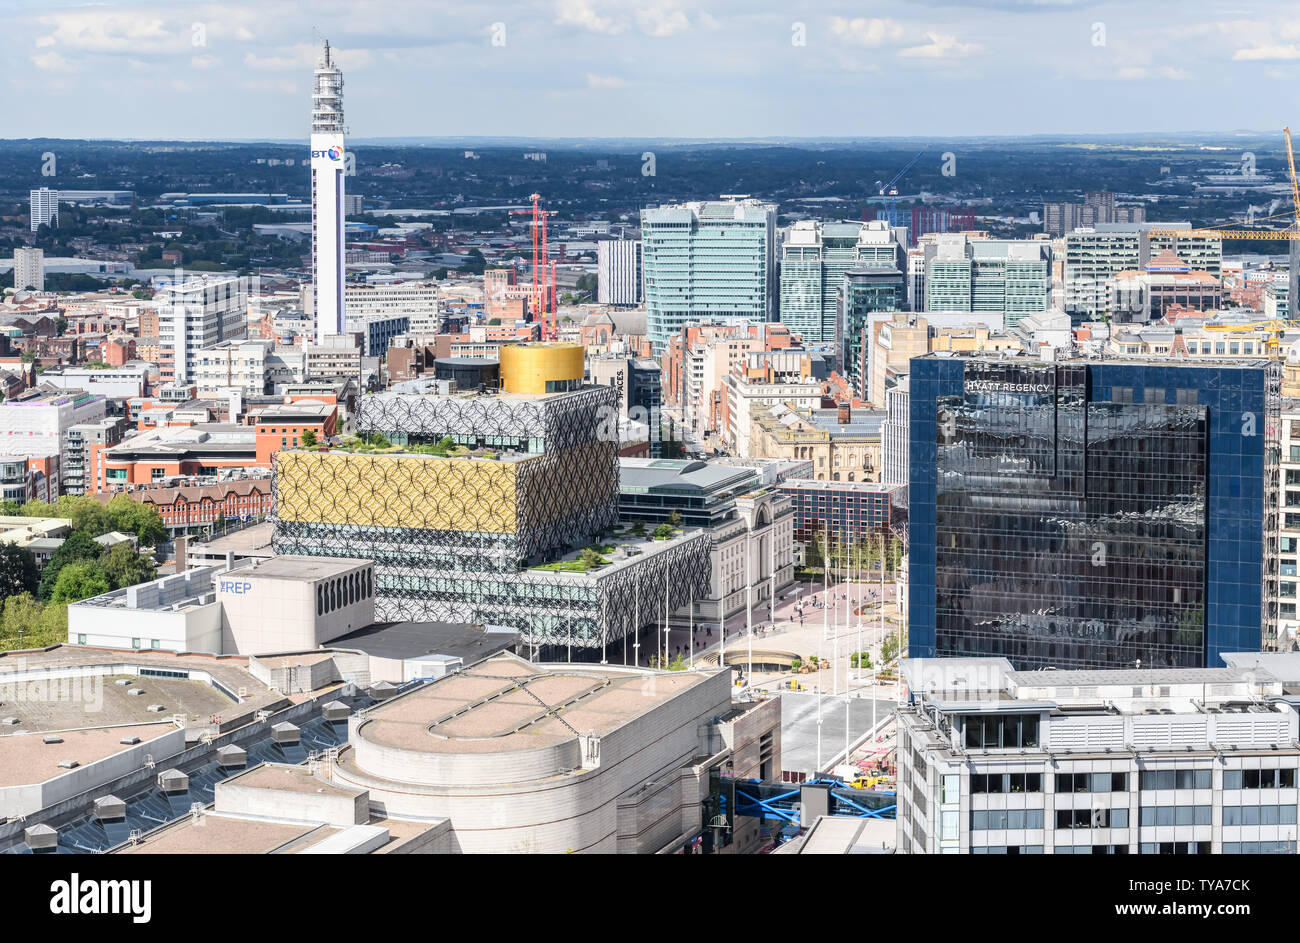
<box><xmin>1221</xmin><ymin>652</ymin><xmax>1300</xmax><ymax>683</ymax></box>
<box><xmin>331</xmin><ymin>620</ymin><xmax>518</xmax><ymax>662</ymax></box>
<box><xmin>243</xmin><ymin>554</ymin><xmax>372</xmax><ymax>582</ymax></box>
<box><xmin>1007</xmin><ymin>667</ymin><xmax>1270</xmax><ymax>687</ymax></box>
<box><xmin>619</xmin><ymin>458</ymin><xmax>756</xmax><ymax>494</ymax></box>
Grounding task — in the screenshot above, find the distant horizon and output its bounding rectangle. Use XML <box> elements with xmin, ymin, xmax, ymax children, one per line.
<box><xmin>0</xmin><ymin>130</ymin><xmax>1292</xmax><ymax>147</ymax></box>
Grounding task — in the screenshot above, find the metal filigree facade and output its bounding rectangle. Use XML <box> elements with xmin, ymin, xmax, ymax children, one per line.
<box><xmin>272</xmin><ymin>384</ymin><xmax>687</xmax><ymax>650</ymax></box>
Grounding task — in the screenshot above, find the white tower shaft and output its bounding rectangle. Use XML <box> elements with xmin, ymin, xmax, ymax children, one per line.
<box><xmin>311</xmin><ymin>39</ymin><xmax>345</xmax><ymax>343</ymax></box>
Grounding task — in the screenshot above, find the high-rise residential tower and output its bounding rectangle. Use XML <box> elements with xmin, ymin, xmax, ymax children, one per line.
<box><xmin>310</xmin><ymin>39</ymin><xmax>346</xmax><ymax>344</ymax></box>
<box><xmin>13</xmin><ymin>247</ymin><xmax>44</xmax><ymax>292</ymax></box>
<box><xmin>29</xmin><ymin>188</ymin><xmax>57</xmax><ymax>232</ymax></box>
<box><xmin>597</xmin><ymin>239</ymin><xmax>643</xmax><ymax>305</ymax></box>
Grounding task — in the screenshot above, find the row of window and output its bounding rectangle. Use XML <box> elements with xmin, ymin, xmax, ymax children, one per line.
<box><xmin>1222</xmin><ymin>804</ymin><xmax>1299</xmax><ymax>826</ymax></box>
<box><xmin>970</xmin><ymin>845</ymin><xmax>1043</xmax><ymax>854</ymax></box>
<box><xmin>1140</xmin><ymin>842</ymin><xmax>1211</xmax><ymax>855</ymax></box>
<box><xmin>1222</xmin><ymin>841</ymin><xmax>1296</xmax><ymax>854</ymax></box>
<box><xmin>963</xmin><ymin>713</ymin><xmax>1040</xmax><ymax>750</ymax></box>
<box><xmin>316</xmin><ymin>568</ymin><xmax>373</xmax><ymax>615</ymax></box>
<box><xmin>1224</xmin><ymin>769</ymin><xmax>1297</xmax><ymax>789</ymax></box>
<box><xmin>1058</xmin><ymin>808</ymin><xmax>1129</xmax><ymax>829</ymax></box>
<box><xmin>1138</xmin><ymin>805</ymin><xmax>1213</xmax><ymax>827</ymax></box>
<box><xmin>1056</xmin><ymin>772</ymin><xmax>1129</xmax><ymax>794</ymax></box>
<box><xmin>970</xmin><ymin>809</ymin><xmax>1045</xmax><ymax>830</ymax></box>
<box><xmin>971</xmin><ymin>772</ymin><xmax>1041</xmax><ymax>794</ymax></box>
<box><xmin>1138</xmin><ymin>769</ymin><xmax>1213</xmax><ymax>791</ymax></box>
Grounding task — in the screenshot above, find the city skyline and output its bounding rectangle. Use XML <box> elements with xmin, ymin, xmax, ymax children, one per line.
<box><xmin>8</xmin><ymin>0</ymin><xmax>1300</xmax><ymax>140</ymax></box>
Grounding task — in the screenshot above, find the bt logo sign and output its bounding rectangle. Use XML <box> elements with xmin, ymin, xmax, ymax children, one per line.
<box><xmin>310</xmin><ymin>147</ymin><xmax>344</xmax><ymax>161</ymax></box>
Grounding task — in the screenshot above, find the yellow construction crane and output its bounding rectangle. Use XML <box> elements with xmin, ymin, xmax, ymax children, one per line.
<box><xmin>1148</xmin><ymin>127</ymin><xmax>1300</xmax><ymax>244</ymax></box>
<box><xmin>1146</xmin><ymin>127</ymin><xmax>1300</xmax><ymax>359</ymax></box>
<box><xmin>1202</xmin><ymin>319</ymin><xmax>1300</xmax><ymax>358</ymax></box>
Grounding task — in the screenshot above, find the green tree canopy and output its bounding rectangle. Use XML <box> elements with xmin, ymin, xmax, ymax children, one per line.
<box><xmin>0</xmin><ymin>592</ymin><xmax>43</xmax><ymax>646</ymax></box>
<box><xmin>39</xmin><ymin>531</ymin><xmax>103</xmax><ymax>601</ymax></box>
<box><xmin>105</xmin><ymin>495</ymin><xmax>166</xmax><ymax>545</ymax></box>
<box><xmin>0</xmin><ymin>544</ymin><xmax>39</xmax><ymax>598</ymax></box>
<box><xmin>100</xmin><ymin>542</ymin><xmax>156</xmax><ymax>590</ymax></box>
<box><xmin>50</xmin><ymin>561</ymin><xmax>111</xmax><ymax>605</ymax></box>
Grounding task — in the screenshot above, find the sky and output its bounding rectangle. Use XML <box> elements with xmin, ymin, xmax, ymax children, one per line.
<box><xmin>4</xmin><ymin>0</ymin><xmax>1300</xmax><ymax>141</ymax></box>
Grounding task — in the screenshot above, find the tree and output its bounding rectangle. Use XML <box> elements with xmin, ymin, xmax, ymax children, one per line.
<box><xmin>578</xmin><ymin>547</ymin><xmax>603</xmax><ymax>570</ymax></box>
<box><xmin>50</xmin><ymin>561</ymin><xmax>111</xmax><ymax>604</ymax></box>
<box><xmin>105</xmin><ymin>494</ymin><xmax>166</xmax><ymax>546</ymax></box>
<box><xmin>100</xmin><ymin>542</ymin><xmax>156</xmax><ymax>590</ymax></box>
<box><xmin>0</xmin><ymin>592</ymin><xmax>43</xmax><ymax>646</ymax></box>
<box><xmin>881</xmin><ymin>630</ymin><xmax>904</xmax><ymax>665</ymax></box>
<box><xmin>50</xmin><ymin>495</ymin><xmax>109</xmax><ymax>535</ymax></box>
<box><xmin>39</xmin><ymin>531</ymin><xmax>103</xmax><ymax>601</ymax></box>
<box><xmin>668</xmin><ymin>510</ymin><xmax>682</xmax><ymax>528</ymax></box>
<box><xmin>654</xmin><ymin>523</ymin><xmax>674</xmax><ymax>540</ymax></box>
<box><xmin>300</xmin><ymin>428</ymin><xmax>318</xmax><ymax>448</ymax></box>
<box><xmin>0</xmin><ymin>544</ymin><xmax>39</xmax><ymax>598</ymax></box>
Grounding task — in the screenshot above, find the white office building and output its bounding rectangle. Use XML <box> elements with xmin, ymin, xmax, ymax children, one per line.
<box><xmin>155</xmin><ymin>275</ymin><xmax>248</xmax><ymax>384</ymax></box>
<box><xmin>597</xmin><ymin>239</ymin><xmax>643</xmax><ymax>305</ymax></box>
<box><xmin>68</xmin><ymin>556</ymin><xmax>375</xmax><ymax>656</ymax></box>
<box><xmin>346</xmin><ymin>282</ymin><xmax>439</xmax><ymax>334</ymax></box>
<box><xmin>29</xmin><ymin>188</ymin><xmax>58</xmax><ymax>232</ymax></box>
<box><xmin>881</xmin><ymin>376</ymin><xmax>909</xmax><ymax>486</ymax></box>
<box><xmin>897</xmin><ymin>657</ymin><xmax>1300</xmax><ymax>855</ymax></box>
<box><xmin>191</xmin><ymin>339</ymin><xmax>307</xmax><ymax>396</ymax></box>
<box><xmin>311</xmin><ymin>39</ymin><xmax>346</xmax><ymax>343</ymax></box>
<box><xmin>13</xmin><ymin>247</ymin><xmax>44</xmax><ymax>292</ymax></box>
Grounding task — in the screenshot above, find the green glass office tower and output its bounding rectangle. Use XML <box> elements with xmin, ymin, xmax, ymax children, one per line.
<box><xmin>924</xmin><ymin>235</ymin><xmax>1050</xmax><ymax>329</ymax></box>
<box><xmin>780</xmin><ymin>220</ymin><xmax>905</xmax><ymax>344</ymax></box>
<box><xmin>839</xmin><ymin>266</ymin><xmax>905</xmax><ymax>400</ymax></box>
<box><xmin>642</xmin><ymin>199</ymin><xmax>777</xmax><ymax>352</ymax></box>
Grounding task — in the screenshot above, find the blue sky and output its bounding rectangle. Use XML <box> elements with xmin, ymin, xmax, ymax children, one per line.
<box><xmin>5</xmin><ymin>0</ymin><xmax>1300</xmax><ymax>140</ymax></box>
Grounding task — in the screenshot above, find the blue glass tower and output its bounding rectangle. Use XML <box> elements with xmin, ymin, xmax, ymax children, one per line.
<box><xmin>908</xmin><ymin>355</ymin><xmax>1279</xmax><ymax>669</ymax></box>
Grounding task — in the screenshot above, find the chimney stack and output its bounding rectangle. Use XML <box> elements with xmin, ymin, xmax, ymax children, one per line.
<box><xmin>837</xmin><ymin>402</ymin><xmax>851</xmax><ymax>425</ymax></box>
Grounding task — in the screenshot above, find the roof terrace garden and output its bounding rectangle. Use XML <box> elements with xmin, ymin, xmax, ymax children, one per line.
<box><xmin>527</xmin><ymin>521</ymin><xmax>688</xmax><ymax>574</ymax></box>
<box><xmin>300</xmin><ymin>432</ymin><xmax>514</xmax><ymax>462</ymax></box>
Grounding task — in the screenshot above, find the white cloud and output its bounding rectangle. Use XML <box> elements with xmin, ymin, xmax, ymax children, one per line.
<box><xmin>898</xmin><ymin>32</ymin><xmax>980</xmax><ymax>60</ymax></box>
<box><xmin>34</xmin><ymin>12</ymin><xmax>176</xmax><ymax>54</ymax></box>
<box><xmin>1234</xmin><ymin>44</ymin><xmax>1300</xmax><ymax>61</ymax></box>
<box><xmin>555</xmin><ymin>0</ymin><xmax>626</xmax><ymax>35</ymax></box>
<box><xmin>31</xmin><ymin>50</ymin><xmax>77</xmax><ymax>71</ymax></box>
<box><xmin>586</xmin><ymin>73</ymin><xmax>628</xmax><ymax>88</ymax></box>
<box><xmin>830</xmin><ymin>17</ymin><xmax>904</xmax><ymax>47</ymax></box>
<box><xmin>637</xmin><ymin>6</ymin><xmax>691</xmax><ymax>37</ymax></box>
<box><xmin>191</xmin><ymin>54</ymin><xmax>222</xmax><ymax>70</ymax></box>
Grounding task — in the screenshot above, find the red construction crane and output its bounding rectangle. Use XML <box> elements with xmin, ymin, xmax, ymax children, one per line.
<box><xmin>509</xmin><ymin>193</ymin><xmax>559</xmax><ymax>340</ymax></box>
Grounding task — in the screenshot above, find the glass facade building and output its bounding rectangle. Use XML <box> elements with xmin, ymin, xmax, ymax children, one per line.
<box><xmin>839</xmin><ymin>266</ymin><xmax>905</xmax><ymax>401</ymax></box>
<box><xmin>641</xmin><ymin>199</ymin><xmax>777</xmax><ymax>353</ymax></box>
<box><xmin>909</xmin><ymin>356</ymin><xmax>1280</xmax><ymax>670</ymax></box>
<box><xmin>779</xmin><ymin>220</ymin><xmax>905</xmax><ymax>344</ymax></box>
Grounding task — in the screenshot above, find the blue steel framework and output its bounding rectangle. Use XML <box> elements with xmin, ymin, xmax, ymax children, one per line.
<box><xmin>909</xmin><ymin>356</ymin><xmax>1280</xmax><ymax>670</ymax></box>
